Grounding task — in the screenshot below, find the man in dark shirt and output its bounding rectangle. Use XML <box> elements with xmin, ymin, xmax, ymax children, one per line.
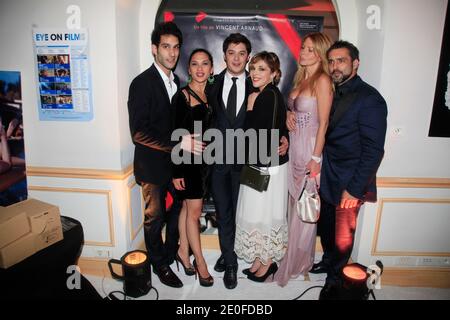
<box><xmin>127</xmin><ymin>22</ymin><xmax>203</xmax><ymax>288</ymax></box>
<box><xmin>208</xmin><ymin>34</ymin><xmax>288</xmax><ymax>289</ymax></box>
<box><xmin>312</xmin><ymin>41</ymin><xmax>387</xmax><ymax>299</ymax></box>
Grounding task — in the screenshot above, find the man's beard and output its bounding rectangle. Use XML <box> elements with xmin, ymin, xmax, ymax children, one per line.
<box><xmin>331</xmin><ymin>71</ymin><xmax>351</xmax><ymax>85</ymax></box>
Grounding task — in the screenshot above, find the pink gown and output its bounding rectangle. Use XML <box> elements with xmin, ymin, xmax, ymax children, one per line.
<box><xmin>270</xmin><ymin>95</ymin><xmax>319</xmax><ymax>287</ymax></box>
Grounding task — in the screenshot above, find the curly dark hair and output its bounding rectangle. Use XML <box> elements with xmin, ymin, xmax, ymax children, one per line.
<box><xmin>151</xmin><ymin>21</ymin><xmax>183</xmax><ymax>47</ymax></box>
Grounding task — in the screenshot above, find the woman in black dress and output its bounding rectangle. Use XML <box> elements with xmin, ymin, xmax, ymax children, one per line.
<box><xmin>172</xmin><ymin>49</ymin><xmax>214</xmax><ymax>286</ymax></box>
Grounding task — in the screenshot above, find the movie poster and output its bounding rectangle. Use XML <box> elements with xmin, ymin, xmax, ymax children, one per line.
<box><xmin>167</xmin><ymin>12</ymin><xmax>324</xmax><ymax>97</ymax></box>
<box><xmin>0</xmin><ymin>71</ymin><xmax>27</xmax><ymax>206</ymax></box>
<box><xmin>33</xmin><ymin>29</ymin><xmax>93</xmax><ymax>121</ymax></box>
<box><xmin>429</xmin><ymin>6</ymin><xmax>450</xmax><ymax>137</ymax></box>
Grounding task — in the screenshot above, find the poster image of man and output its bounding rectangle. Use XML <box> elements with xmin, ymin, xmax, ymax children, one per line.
<box><xmin>37</xmin><ymin>54</ymin><xmax>56</xmax><ymax>65</ymax></box>
<box><xmin>56</xmin><ymin>95</ymin><xmax>73</xmax><ymax>107</ymax></box>
<box><xmin>56</xmin><ymin>68</ymin><xmax>70</xmax><ymax>77</ymax></box>
<box><xmin>172</xmin><ymin>13</ymin><xmax>324</xmax><ymax>96</ymax></box>
<box><xmin>41</xmin><ymin>94</ymin><xmax>56</xmax><ymax>105</ymax></box>
<box><xmin>39</xmin><ymin>68</ymin><xmax>55</xmax><ymax>82</ymax></box>
<box><xmin>56</xmin><ymin>54</ymin><xmax>69</xmax><ymax>65</ymax></box>
<box><xmin>55</xmin><ymin>82</ymin><xmax>71</xmax><ymax>94</ymax></box>
<box><xmin>39</xmin><ymin>82</ymin><xmax>55</xmax><ymax>95</ymax></box>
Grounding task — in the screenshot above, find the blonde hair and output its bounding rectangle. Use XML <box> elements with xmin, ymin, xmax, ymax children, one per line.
<box><xmin>293</xmin><ymin>32</ymin><xmax>332</xmax><ymax>95</ymax></box>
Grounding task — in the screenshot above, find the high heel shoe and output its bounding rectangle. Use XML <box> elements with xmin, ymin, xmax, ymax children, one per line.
<box><xmin>175</xmin><ymin>253</ymin><xmax>195</xmax><ymax>276</ymax></box>
<box><xmin>242</xmin><ymin>268</ymin><xmax>256</xmax><ymax>276</ymax></box>
<box><xmin>204</xmin><ymin>212</ymin><xmax>218</xmax><ymax>228</ymax></box>
<box><xmin>247</xmin><ymin>262</ymin><xmax>278</xmax><ymax>282</ymax></box>
<box><xmin>193</xmin><ymin>259</ymin><xmax>214</xmax><ymax>287</ymax></box>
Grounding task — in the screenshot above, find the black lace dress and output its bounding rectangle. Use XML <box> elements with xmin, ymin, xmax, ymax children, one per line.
<box><xmin>172</xmin><ymin>86</ymin><xmax>212</xmax><ymax>199</ymax></box>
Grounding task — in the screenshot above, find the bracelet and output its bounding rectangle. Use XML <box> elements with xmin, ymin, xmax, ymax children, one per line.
<box><xmin>311</xmin><ymin>155</ymin><xmax>322</xmax><ymax>163</ymax></box>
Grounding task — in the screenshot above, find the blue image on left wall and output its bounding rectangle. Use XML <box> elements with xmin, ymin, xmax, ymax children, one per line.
<box><xmin>0</xmin><ymin>70</ymin><xmax>27</xmax><ymax>206</ymax></box>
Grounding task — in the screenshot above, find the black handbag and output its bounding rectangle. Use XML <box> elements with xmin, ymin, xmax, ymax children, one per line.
<box><xmin>239</xmin><ymin>89</ymin><xmax>278</xmax><ymax>192</ymax></box>
<box><xmin>240</xmin><ymin>165</ymin><xmax>271</xmax><ymax>192</ymax></box>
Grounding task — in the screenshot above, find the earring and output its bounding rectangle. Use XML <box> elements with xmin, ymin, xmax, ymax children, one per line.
<box><xmin>187</xmin><ymin>75</ymin><xmax>192</xmax><ymax>83</ymax></box>
<box><xmin>207</xmin><ymin>74</ymin><xmax>215</xmax><ymax>84</ymax></box>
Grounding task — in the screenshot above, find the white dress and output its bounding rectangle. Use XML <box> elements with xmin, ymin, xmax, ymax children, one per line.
<box><xmin>234</xmin><ymin>163</ymin><xmax>289</xmax><ymax>264</ymax></box>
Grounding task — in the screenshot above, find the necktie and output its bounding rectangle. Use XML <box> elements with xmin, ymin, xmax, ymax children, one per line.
<box><xmin>227</xmin><ymin>77</ymin><xmax>238</xmax><ymax>122</ymax></box>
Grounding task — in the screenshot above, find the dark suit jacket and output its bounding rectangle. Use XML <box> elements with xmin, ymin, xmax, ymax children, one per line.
<box><xmin>243</xmin><ymin>83</ymin><xmax>289</xmax><ymax>167</ymax></box>
<box><xmin>128</xmin><ymin>64</ymin><xmax>180</xmax><ymax>185</ymax></box>
<box><xmin>320</xmin><ymin>75</ymin><xmax>387</xmax><ymax>206</ymax></box>
<box><xmin>207</xmin><ymin>69</ymin><xmax>253</xmax><ymax>171</ymax></box>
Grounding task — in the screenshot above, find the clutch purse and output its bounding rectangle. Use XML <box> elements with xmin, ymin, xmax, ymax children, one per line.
<box><xmin>296</xmin><ymin>175</ymin><xmax>320</xmax><ymax>223</ymax></box>
<box><xmin>240</xmin><ymin>165</ymin><xmax>270</xmax><ymax>192</ymax></box>
<box><xmin>239</xmin><ymin>89</ymin><xmax>280</xmax><ymax>193</ymax></box>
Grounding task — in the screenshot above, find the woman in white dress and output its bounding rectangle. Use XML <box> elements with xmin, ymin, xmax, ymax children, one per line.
<box><xmin>234</xmin><ymin>51</ymin><xmax>289</xmax><ymax>282</ymax></box>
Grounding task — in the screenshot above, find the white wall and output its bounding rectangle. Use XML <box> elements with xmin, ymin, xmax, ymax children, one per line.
<box><xmin>0</xmin><ymin>0</ymin><xmax>124</xmax><ymax>170</ymax></box>
<box><xmin>333</xmin><ymin>0</ymin><xmax>358</xmax><ymax>45</ymax></box>
<box><xmin>355</xmin><ymin>0</ymin><xmax>385</xmax><ymax>88</ymax></box>
<box><xmin>379</xmin><ymin>0</ymin><xmax>450</xmax><ymax>178</ymax></box>
<box><xmin>0</xmin><ymin>0</ymin><xmax>145</xmax><ymax>259</ymax></box>
<box><xmin>139</xmin><ymin>0</ymin><xmax>160</xmax><ymax>71</ymax></box>
<box><xmin>348</xmin><ymin>0</ymin><xmax>450</xmax><ymax>267</ymax></box>
<box><xmin>115</xmin><ymin>0</ymin><xmax>141</xmax><ymax>168</ymax></box>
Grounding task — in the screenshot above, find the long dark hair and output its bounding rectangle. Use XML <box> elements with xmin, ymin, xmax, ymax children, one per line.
<box><xmin>188</xmin><ymin>48</ymin><xmax>213</xmax><ymax>66</ymax></box>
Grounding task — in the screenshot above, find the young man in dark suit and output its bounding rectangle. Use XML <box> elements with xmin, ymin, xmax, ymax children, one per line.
<box><xmin>208</xmin><ymin>34</ymin><xmax>288</xmax><ymax>289</ymax></box>
<box><xmin>312</xmin><ymin>41</ymin><xmax>387</xmax><ymax>299</ymax></box>
<box><xmin>127</xmin><ymin>22</ymin><xmax>203</xmax><ymax>288</ymax></box>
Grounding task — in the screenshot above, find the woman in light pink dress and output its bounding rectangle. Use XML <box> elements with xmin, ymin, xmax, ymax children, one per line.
<box><xmin>270</xmin><ymin>33</ymin><xmax>333</xmax><ymax>286</ymax></box>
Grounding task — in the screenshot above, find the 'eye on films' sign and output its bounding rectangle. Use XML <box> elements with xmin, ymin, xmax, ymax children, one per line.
<box><xmin>33</xmin><ymin>29</ymin><xmax>93</xmax><ymax>121</ymax></box>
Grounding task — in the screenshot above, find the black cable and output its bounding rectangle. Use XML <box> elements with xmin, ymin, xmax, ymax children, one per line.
<box><xmin>369</xmin><ymin>290</ymin><xmax>377</xmax><ymax>300</ymax></box>
<box><xmin>292</xmin><ymin>285</ymin><xmax>324</xmax><ymax>300</ymax></box>
<box><xmin>148</xmin><ymin>286</ymin><xmax>159</xmax><ymax>300</ymax></box>
<box><xmin>107</xmin><ymin>290</ymin><xmax>127</xmax><ymax>300</ymax></box>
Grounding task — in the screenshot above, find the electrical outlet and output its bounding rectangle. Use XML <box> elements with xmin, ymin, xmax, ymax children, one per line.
<box><xmin>95</xmin><ymin>249</ymin><xmax>112</xmax><ymax>258</ymax></box>
<box><xmin>394</xmin><ymin>257</ymin><xmax>417</xmax><ymax>266</ymax></box>
<box><xmin>444</xmin><ymin>258</ymin><xmax>450</xmax><ymax>266</ymax></box>
<box><xmin>418</xmin><ymin>257</ymin><xmax>448</xmax><ymax>267</ymax></box>
<box><xmin>391</xmin><ymin>126</ymin><xmax>405</xmax><ymax>138</ymax></box>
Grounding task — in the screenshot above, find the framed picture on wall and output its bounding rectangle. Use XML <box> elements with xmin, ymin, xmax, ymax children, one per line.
<box><xmin>0</xmin><ymin>70</ymin><xmax>27</xmax><ymax>206</ymax></box>
<box><xmin>428</xmin><ymin>5</ymin><xmax>450</xmax><ymax>138</ymax></box>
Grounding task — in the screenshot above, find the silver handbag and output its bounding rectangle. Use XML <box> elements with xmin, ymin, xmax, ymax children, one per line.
<box><xmin>296</xmin><ymin>175</ymin><xmax>320</xmax><ymax>223</ymax></box>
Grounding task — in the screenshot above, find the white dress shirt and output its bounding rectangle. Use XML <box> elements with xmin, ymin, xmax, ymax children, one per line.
<box><xmin>154</xmin><ymin>62</ymin><xmax>177</xmax><ymax>101</ymax></box>
<box><xmin>222</xmin><ymin>71</ymin><xmax>246</xmax><ymax>116</ymax></box>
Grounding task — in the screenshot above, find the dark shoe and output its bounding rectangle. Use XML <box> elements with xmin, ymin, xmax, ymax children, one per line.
<box><xmin>175</xmin><ymin>252</ymin><xmax>195</xmax><ymax>276</ymax></box>
<box><xmin>319</xmin><ymin>282</ymin><xmax>341</xmax><ymax>300</ymax></box>
<box><xmin>309</xmin><ymin>261</ymin><xmax>329</xmax><ymax>274</ymax></box>
<box><xmin>247</xmin><ymin>262</ymin><xmax>278</xmax><ymax>282</ymax></box>
<box><xmin>242</xmin><ymin>268</ymin><xmax>256</xmax><ymax>276</ymax></box>
<box><xmin>214</xmin><ymin>256</ymin><xmax>225</xmax><ymax>273</ymax></box>
<box><xmin>153</xmin><ymin>265</ymin><xmax>183</xmax><ymax>288</ymax></box>
<box><xmin>204</xmin><ymin>212</ymin><xmax>218</xmax><ymax>228</ymax></box>
<box><xmin>223</xmin><ymin>265</ymin><xmax>238</xmax><ymax>289</ymax></box>
<box><xmin>193</xmin><ymin>259</ymin><xmax>214</xmax><ymax>287</ymax></box>
<box><xmin>199</xmin><ymin>220</ymin><xmax>207</xmax><ymax>233</ymax></box>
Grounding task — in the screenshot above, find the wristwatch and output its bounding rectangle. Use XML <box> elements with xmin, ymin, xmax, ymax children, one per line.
<box><xmin>311</xmin><ymin>155</ymin><xmax>322</xmax><ymax>163</ymax></box>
